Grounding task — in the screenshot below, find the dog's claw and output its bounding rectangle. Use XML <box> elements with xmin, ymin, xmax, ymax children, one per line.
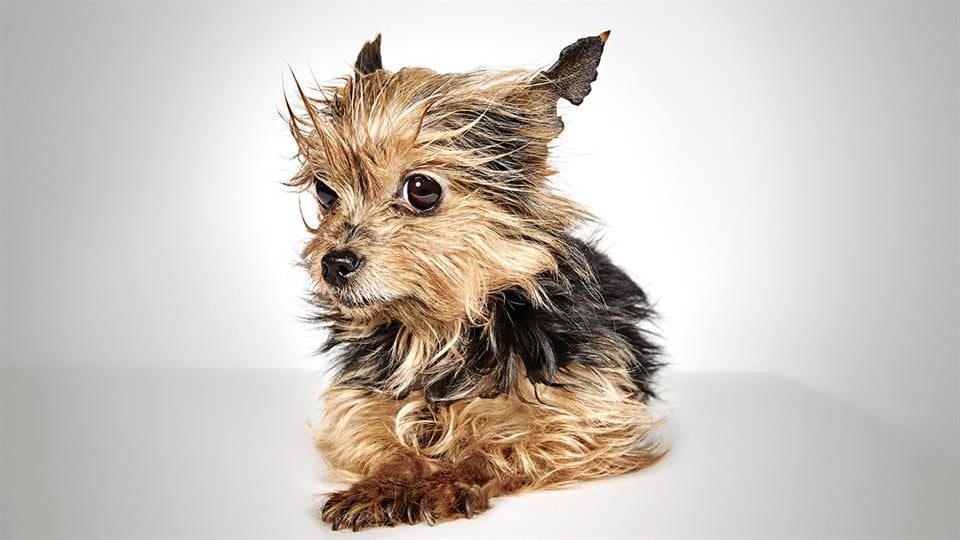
<box><xmin>463</xmin><ymin>494</ymin><xmax>474</xmax><ymax>518</ymax></box>
<box><xmin>404</xmin><ymin>503</ymin><xmax>417</xmax><ymax>524</ymax></box>
<box><xmin>332</xmin><ymin>511</ymin><xmax>347</xmax><ymax>531</ymax></box>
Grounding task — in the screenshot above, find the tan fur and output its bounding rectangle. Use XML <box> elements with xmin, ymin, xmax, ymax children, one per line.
<box><xmin>316</xmin><ymin>366</ymin><xmax>666</xmax><ymax>490</ymax></box>
<box><xmin>287</xmin><ymin>37</ymin><xmax>667</xmax><ymax>530</ymax></box>
<box><xmin>288</xmin><ymin>68</ymin><xmax>589</xmax><ymax>330</ymax></box>
<box><xmin>314</xmin><ymin>366</ymin><xmax>665</xmax><ymax>529</ymax></box>
<box><xmin>289</xmin><ymin>67</ymin><xmax>601</xmax><ymax>398</ymax></box>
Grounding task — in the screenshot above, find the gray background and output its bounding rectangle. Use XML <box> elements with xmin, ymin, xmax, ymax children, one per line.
<box><xmin>1</xmin><ymin>0</ymin><xmax>957</xmax><ymax>475</ymax></box>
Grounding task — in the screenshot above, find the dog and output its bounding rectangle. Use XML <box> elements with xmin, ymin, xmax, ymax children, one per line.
<box><xmin>285</xmin><ymin>31</ymin><xmax>665</xmax><ymax>530</ymax></box>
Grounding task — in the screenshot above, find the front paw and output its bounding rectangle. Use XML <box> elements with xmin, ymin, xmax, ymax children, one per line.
<box><xmin>320</xmin><ymin>476</ymin><xmax>404</xmax><ymax>531</ymax></box>
<box><xmin>320</xmin><ymin>472</ymin><xmax>489</xmax><ymax>530</ymax></box>
<box><xmin>415</xmin><ymin>470</ymin><xmax>490</xmax><ymax>524</ymax></box>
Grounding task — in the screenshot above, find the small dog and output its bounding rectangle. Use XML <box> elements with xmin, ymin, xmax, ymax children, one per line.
<box><xmin>285</xmin><ymin>32</ymin><xmax>665</xmax><ymax>530</ymax></box>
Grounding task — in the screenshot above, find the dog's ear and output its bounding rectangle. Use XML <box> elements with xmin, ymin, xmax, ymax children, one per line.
<box><xmin>538</xmin><ymin>31</ymin><xmax>609</xmax><ymax>105</ymax></box>
<box><xmin>354</xmin><ymin>34</ymin><xmax>383</xmax><ymax>75</ymax></box>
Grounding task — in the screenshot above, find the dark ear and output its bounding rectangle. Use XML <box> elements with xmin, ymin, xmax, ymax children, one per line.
<box><xmin>354</xmin><ymin>34</ymin><xmax>383</xmax><ymax>75</ymax></box>
<box><xmin>538</xmin><ymin>31</ymin><xmax>609</xmax><ymax>105</ymax></box>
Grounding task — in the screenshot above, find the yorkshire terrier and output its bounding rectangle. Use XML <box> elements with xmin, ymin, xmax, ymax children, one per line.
<box><xmin>285</xmin><ymin>31</ymin><xmax>665</xmax><ymax>530</ymax></box>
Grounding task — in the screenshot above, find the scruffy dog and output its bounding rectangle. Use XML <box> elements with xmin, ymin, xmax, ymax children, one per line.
<box><xmin>285</xmin><ymin>32</ymin><xmax>665</xmax><ymax>530</ymax></box>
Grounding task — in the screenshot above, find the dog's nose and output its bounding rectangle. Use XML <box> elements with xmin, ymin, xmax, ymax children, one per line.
<box><xmin>321</xmin><ymin>250</ymin><xmax>362</xmax><ymax>288</ymax></box>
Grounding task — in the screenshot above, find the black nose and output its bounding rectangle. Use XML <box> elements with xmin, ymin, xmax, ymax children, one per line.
<box><xmin>321</xmin><ymin>250</ymin><xmax>362</xmax><ymax>288</ymax></box>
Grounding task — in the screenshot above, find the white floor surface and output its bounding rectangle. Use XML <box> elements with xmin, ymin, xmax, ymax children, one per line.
<box><xmin>1</xmin><ymin>368</ymin><xmax>956</xmax><ymax>539</ymax></box>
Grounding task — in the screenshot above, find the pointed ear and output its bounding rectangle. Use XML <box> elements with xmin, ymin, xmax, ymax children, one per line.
<box><xmin>354</xmin><ymin>34</ymin><xmax>383</xmax><ymax>75</ymax></box>
<box><xmin>538</xmin><ymin>31</ymin><xmax>609</xmax><ymax>105</ymax></box>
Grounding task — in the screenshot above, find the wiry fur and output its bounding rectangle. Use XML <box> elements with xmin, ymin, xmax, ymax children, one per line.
<box><xmin>285</xmin><ymin>32</ymin><xmax>666</xmax><ymax>530</ymax></box>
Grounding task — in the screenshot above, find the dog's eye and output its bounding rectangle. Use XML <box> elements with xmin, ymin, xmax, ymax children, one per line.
<box><xmin>402</xmin><ymin>173</ymin><xmax>442</xmax><ymax>212</ymax></box>
<box><xmin>314</xmin><ymin>176</ymin><xmax>338</xmax><ymax>210</ymax></box>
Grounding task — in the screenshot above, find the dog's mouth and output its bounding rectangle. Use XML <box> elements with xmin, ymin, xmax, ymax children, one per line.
<box><xmin>336</xmin><ymin>294</ymin><xmax>374</xmax><ymax>309</ymax></box>
<box><xmin>328</xmin><ymin>287</ymin><xmax>391</xmax><ymax>312</ymax></box>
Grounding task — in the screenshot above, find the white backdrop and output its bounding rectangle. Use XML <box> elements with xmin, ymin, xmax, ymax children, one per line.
<box><xmin>2</xmin><ymin>2</ymin><xmax>957</xmax><ymax>458</ymax></box>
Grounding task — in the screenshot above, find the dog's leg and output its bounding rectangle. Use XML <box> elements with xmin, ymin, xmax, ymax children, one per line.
<box><xmin>315</xmin><ymin>386</ymin><xmax>496</xmax><ymax>529</ymax></box>
<box><xmin>319</xmin><ymin>456</ymin><xmax>494</xmax><ymax>530</ymax></box>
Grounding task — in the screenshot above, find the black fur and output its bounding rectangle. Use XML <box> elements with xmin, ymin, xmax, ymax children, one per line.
<box><xmin>539</xmin><ymin>32</ymin><xmax>607</xmax><ymax>105</ymax></box>
<box><xmin>354</xmin><ymin>34</ymin><xmax>383</xmax><ymax>75</ymax></box>
<box><xmin>317</xmin><ymin>237</ymin><xmax>662</xmax><ymax>403</ymax></box>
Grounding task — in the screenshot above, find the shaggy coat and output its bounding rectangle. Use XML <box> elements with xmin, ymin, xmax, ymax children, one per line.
<box><xmin>285</xmin><ymin>32</ymin><xmax>665</xmax><ymax>530</ymax></box>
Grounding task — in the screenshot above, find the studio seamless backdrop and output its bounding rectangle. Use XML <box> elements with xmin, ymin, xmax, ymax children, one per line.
<box><xmin>1</xmin><ymin>1</ymin><xmax>957</xmax><ymax>463</ymax></box>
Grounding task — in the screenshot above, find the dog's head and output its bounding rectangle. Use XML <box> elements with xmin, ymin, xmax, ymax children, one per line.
<box><xmin>287</xmin><ymin>33</ymin><xmax>608</xmax><ymax>327</ymax></box>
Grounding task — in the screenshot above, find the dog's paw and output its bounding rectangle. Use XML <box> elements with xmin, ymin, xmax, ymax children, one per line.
<box><xmin>319</xmin><ymin>471</ymin><xmax>489</xmax><ymax>530</ymax></box>
<box><xmin>414</xmin><ymin>471</ymin><xmax>490</xmax><ymax>525</ymax></box>
<box><xmin>319</xmin><ymin>476</ymin><xmax>403</xmax><ymax>531</ymax></box>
